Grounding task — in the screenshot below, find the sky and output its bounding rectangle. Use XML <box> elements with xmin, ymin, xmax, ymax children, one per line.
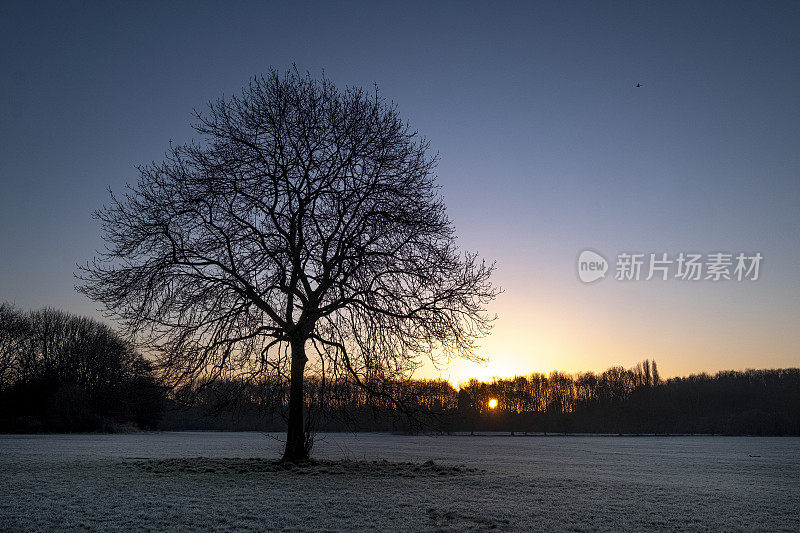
<box><xmin>1</xmin><ymin>1</ymin><xmax>798</xmax><ymax>383</ymax></box>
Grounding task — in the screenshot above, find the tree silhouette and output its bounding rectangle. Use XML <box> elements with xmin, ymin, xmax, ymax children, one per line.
<box><xmin>78</xmin><ymin>68</ymin><xmax>497</xmax><ymax>461</ymax></box>
<box><xmin>0</xmin><ymin>304</ymin><xmax>26</xmax><ymax>390</ymax></box>
<box><xmin>0</xmin><ymin>304</ymin><xmax>163</xmax><ymax>431</ymax></box>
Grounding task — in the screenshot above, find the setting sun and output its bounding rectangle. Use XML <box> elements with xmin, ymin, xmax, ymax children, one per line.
<box><xmin>488</xmin><ymin>398</ymin><xmax>498</xmax><ymax>409</ymax></box>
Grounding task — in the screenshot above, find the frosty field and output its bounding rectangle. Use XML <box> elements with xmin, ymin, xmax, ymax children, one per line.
<box><xmin>1</xmin><ymin>432</ymin><xmax>798</xmax><ymax>531</ymax></box>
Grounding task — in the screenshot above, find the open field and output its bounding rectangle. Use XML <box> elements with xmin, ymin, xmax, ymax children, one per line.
<box><xmin>1</xmin><ymin>432</ymin><xmax>798</xmax><ymax>531</ymax></box>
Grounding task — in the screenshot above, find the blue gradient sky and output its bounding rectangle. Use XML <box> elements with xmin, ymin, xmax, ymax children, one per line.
<box><xmin>1</xmin><ymin>1</ymin><xmax>798</xmax><ymax>381</ymax></box>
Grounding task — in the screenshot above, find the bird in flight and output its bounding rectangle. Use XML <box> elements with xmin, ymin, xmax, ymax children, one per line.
<box><xmin>635</xmin><ymin>82</ymin><xmax>643</xmax><ymax>87</ymax></box>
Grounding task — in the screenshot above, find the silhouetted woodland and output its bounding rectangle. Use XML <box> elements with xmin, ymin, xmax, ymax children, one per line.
<box><xmin>161</xmin><ymin>360</ymin><xmax>800</xmax><ymax>436</ymax></box>
<box><xmin>0</xmin><ymin>305</ymin><xmax>163</xmax><ymax>432</ymax></box>
<box><xmin>2</xmin><ymin>304</ymin><xmax>797</xmax><ymax>435</ymax></box>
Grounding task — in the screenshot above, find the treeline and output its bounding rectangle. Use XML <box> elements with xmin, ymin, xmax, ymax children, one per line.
<box><xmin>451</xmin><ymin>365</ymin><xmax>800</xmax><ymax>435</ymax></box>
<box><xmin>3</xmin><ymin>304</ymin><xmax>798</xmax><ymax>435</ymax></box>
<box><xmin>164</xmin><ymin>361</ymin><xmax>800</xmax><ymax>436</ymax></box>
<box><xmin>0</xmin><ymin>305</ymin><xmax>163</xmax><ymax>432</ymax></box>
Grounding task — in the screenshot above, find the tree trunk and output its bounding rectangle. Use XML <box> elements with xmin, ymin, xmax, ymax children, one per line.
<box><xmin>282</xmin><ymin>336</ymin><xmax>308</xmax><ymax>462</ymax></box>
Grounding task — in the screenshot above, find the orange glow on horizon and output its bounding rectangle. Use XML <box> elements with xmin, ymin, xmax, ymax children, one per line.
<box><xmin>418</xmin><ymin>278</ymin><xmax>800</xmax><ymax>386</ymax></box>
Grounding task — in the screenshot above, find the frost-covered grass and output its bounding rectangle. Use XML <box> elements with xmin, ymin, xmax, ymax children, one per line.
<box><xmin>1</xmin><ymin>432</ymin><xmax>798</xmax><ymax>531</ymax></box>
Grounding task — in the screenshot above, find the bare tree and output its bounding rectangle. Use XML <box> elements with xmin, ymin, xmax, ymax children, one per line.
<box><xmin>78</xmin><ymin>68</ymin><xmax>497</xmax><ymax>461</ymax></box>
<box><xmin>0</xmin><ymin>303</ymin><xmax>26</xmax><ymax>389</ymax></box>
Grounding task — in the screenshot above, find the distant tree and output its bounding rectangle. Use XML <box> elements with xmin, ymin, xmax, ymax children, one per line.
<box><xmin>78</xmin><ymin>68</ymin><xmax>498</xmax><ymax>461</ymax></box>
<box><xmin>0</xmin><ymin>304</ymin><xmax>27</xmax><ymax>389</ymax></box>
<box><xmin>642</xmin><ymin>359</ymin><xmax>652</xmax><ymax>387</ymax></box>
<box><xmin>651</xmin><ymin>360</ymin><xmax>660</xmax><ymax>386</ymax></box>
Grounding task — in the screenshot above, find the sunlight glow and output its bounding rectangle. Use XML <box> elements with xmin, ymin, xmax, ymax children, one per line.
<box><xmin>488</xmin><ymin>398</ymin><xmax>498</xmax><ymax>409</ymax></box>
